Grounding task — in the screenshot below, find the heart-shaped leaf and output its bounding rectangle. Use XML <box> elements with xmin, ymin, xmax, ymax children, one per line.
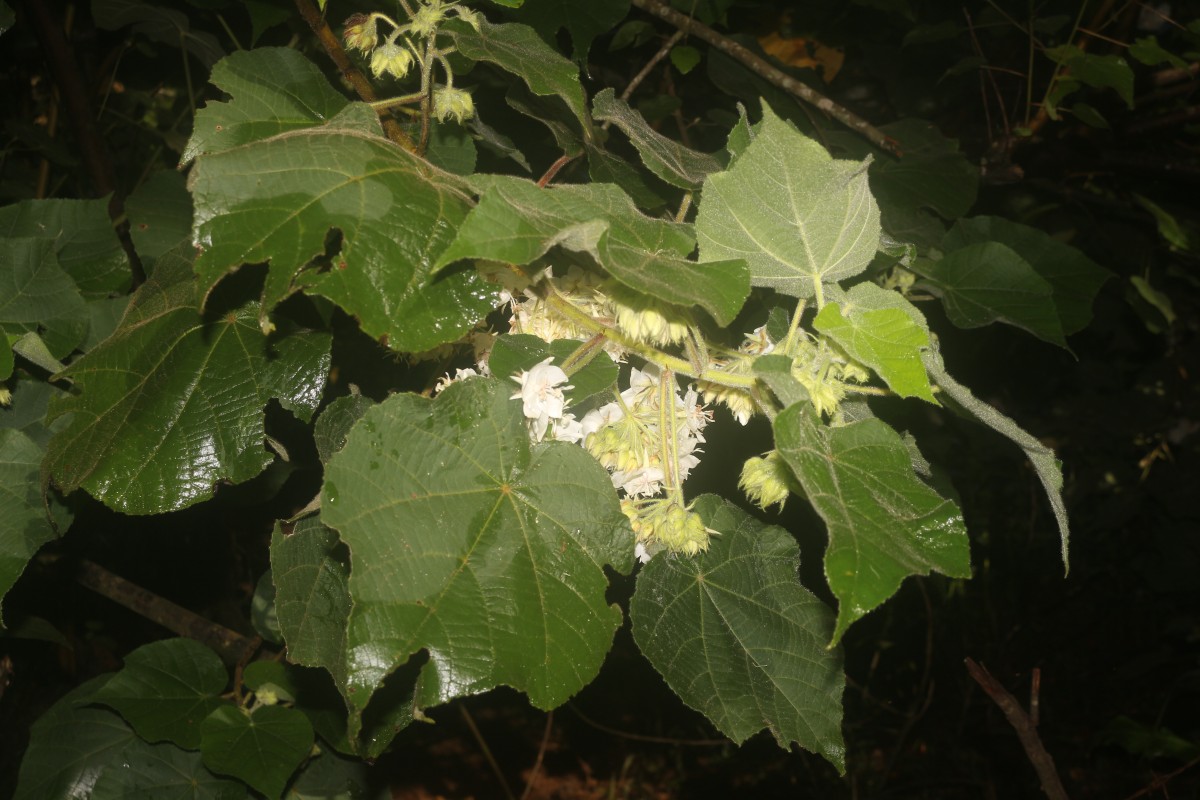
<box><xmin>696</xmin><ymin>103</ymin><xmax>880</xmax><ymax>300</ymax></box>
<box><xmin>775</xmin><ymin>405</ymin><xmax>971</xmax><ymax>644</ymax></box>
<box><xmin>320</xmin><ymin>378</ymin><xmax>634</xmax><ymax>741</ymax></box>
<box><xmin>592</xmin><ymin>88</ymin><xmax>722</xmax><ymax>189</ymax></box>
<box><xmin>201</xmin><ymin>705</ymin><xmax>313</xmax><ymax>799</ymax></box>
<box><xmin>630</xmin><ymin>495</ymin><xmax>846</xmax><ymax>771</ymax></box>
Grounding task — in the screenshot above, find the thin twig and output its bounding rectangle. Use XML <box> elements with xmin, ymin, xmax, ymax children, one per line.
<box><xmin>628</xmin><ymin>0</ymin><xmax>899</xmax><ymax>154</ymax></box>
<box><xmin>537</xmin><ymin>153</ymin><xmax>578</xmax><ymax>187</ymax></box>
<box><xmin>292</xmin><ymin>0</ymin><xmax>415</xmax><ymax>151</ymax></box>
<box><xmin>965</xmin><ymin>658</ymin><xmax>1070</xmax><ymax>800</ymax></box>
<box><xmin>1120</xmin><ymin>753</ymin><xmax>1200</xmax><ymax>800</ymax></box>
<box><xmin>76</xmin><ymin>559</ymin><xmax>258</xmax><ymax>666</ymax></box>
<box><xmin>620</xmin><ymin>29</ymin><xmax>684</xmax><ymax>102</ymax></box>
<box><xmin>459</xmin><ymin>704</ymin><xmax>517</xmax><ymax>800</ymax></box>
<box><xmin>520</xmin><ymin>710</ymin><xmax>554</xmax><ymax>800</ymax></box>
<box><xmin>568</xmin><ymin>702</ymin><xmax>728</xmax><ymax>746</ymax></box>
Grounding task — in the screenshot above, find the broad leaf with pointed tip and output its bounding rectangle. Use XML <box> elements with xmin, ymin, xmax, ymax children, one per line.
<box><xmin>913</xmin><ymin>241</ymin><xmax>1067</xmax><ymax>347</ymax></box>
<box><xmin>201</xmin><ymin>705</ymin><xmax>313</xmax><ymax>799</ymax></box>
<box><xmin>813</xmin><ymin>284</ymin><xmax>936</xmax><ymax>403</ymax></box>
<box><xmin>0</xmin><ymin>429</ymin><xmax>68</xmax><ymax>627</ymax></box>
<box><xmin>44</xmin><ymin>249</ymin><xmax>331</xmax><ymax>515</ymax></box>
<box><xmin>191</xmin><ymin>126</ymin><xmax>492</xmax><ymax>351</ymax></box>
<box><xmin>436</xmin><ymin>176</ymin><xmax>749</xmax><ymax>325</ymax></box>
<box><xmin>592</xmin><ymin>88</ymin><xmax>722</xmax><ymax>189</ymax></box>
<box><xmin>320</xmin><ymin>378</ymin><xmax>634</xmax><ymax>741</ymax></box>
<box><xmin>0</xmin><ymin>238</ymin><xmax>88</xmax><ymax>360</ymax></box>
<box><xmin>91</xmin><ymin>638</ymin><xmax>232</xmax><ymax>750</ymax></box>
<box><xmin>775</xmin><ymin>404</ymin><xmax>971</xmax><ymax>644</ymax></box>
<box><xmin>509</xmin><ymin>0</ymin><xmax>630</xmax><ymax>62</ymax></box>
<box><xmin>182</xmin><ymin>47</ymin><xmax>354</xmax><ymax>163</ymax></box>
<box><xmin>696</xmin><ymin>104</ymin><xmax>880</xmax><ymax>299</ymax></box>
<box><xmin>943</xmin><ymin>216</ymin><xmax>1111</xmax><ymax>335</ymax></box>
<box><xmin>445</xmin><ymin>19</ymin><xmax>591</xmax><ymax>136</ymax></box>
<box><xmin>630</xmin><ymin>495</ymin><xmax>846</xmax><ymax>771</ymax></box>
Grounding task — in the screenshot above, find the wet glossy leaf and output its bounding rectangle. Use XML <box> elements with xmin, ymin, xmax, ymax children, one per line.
<box><xmin>913</xmin><ymin>242</ymin><xmax>1067</xmax><ymax>347</ymax></box>
<box><xmin>0</xmin><ymin>429</ymin><xmax>66</xmax><ymax>627</ymax></box>
<box><xmin>320</xmin><ymin>378</ymin><xmax>634</xmax><ymax>739</ymax></box>
<box><xmin>182</xmin><ymin>47</ymin><xmax>353</xmax><ymax>163</ymax></box>
<box><xmin>0</xmin><ymin>238</ymin><xmax>88</xmax><ymax>359</ymax></box>
<box><xmin>923</xmin><ymin>347</ymin><xmax>1069</xmax><ymax>570</ymax></box>
<box><xmin>592</xmin><ymin>88</ymin><xmax>722</xmax><ymax>189</ymax></box>
<box><xmin>314</xmin><ymin>395</ymin><xmax>376</xmax><ymax>465</ymax></box>
<box><xmin>446</xmin><ymin>19</ymin><xmax>591</xmax><ymax>135</ymax></box>
<box><xmin>814</xmin><ymin>283</ymin><xmax>936</xmax><ymax>402</ymax></box>
<box><xmin>15</xmin><ymin>676</ymin><xmax>247</xmax><ymax>800</ymax></box>
<box><xmin>190</xmin><ymin>126</ymin><xmax>492</xmax><ymax>351</ymax></box>
<box><xmin>775</xmin><ymin>404</ymin><xmax>971</xmax><ymax>644</ymax></box>
<box><xmin>696</xmin><ymin>104</ymin><xmax>880</xmax><ymax>299</ymax></box>
<box><xmin>437</xmin><ymin>176</ymin><xmax>749</xmax><ymax>325</ymax></box>
<box><xmin>0</xmin><ymin>197</ymin><xmax>131</xmax><ymax>296</ymax></box>
<box><xmin>943</xmin><ymin>216</ymin><xmax>1111</xmax><ymax>335</ymax></box>
<box><xmin>44</xmin><ymin>249</ymin><xmax>331</xmax><ymax>515</ymax></box>
<box><xmin>91</xmin><ymin>638</ymin><xmax>232</xmax><ymax>750</ymax></box>
<box><xmin>201</xmin><ymin>705</ymin><xmax>313</xmax><ymax>799</ymax></box>
<box><xmin>630</xmin><ymin>495</ymin><xmax>846</xmax><ymax>771</ymax></box>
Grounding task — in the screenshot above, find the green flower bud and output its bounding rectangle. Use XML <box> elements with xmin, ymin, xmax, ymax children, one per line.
<box><xmin>370</xmin><ymin>41</ymin><xmax>415</xmax><ymax>79</ymax></box>
<box><xmin>738</xmin><ymin>451</ymin><xmax>794</xmax><ymax>510</ymax></box>
<box><xmin>410</xmin><ymin>2</ymin><xmax>447</xmax><ymax>37</ymax></box>
<box><xmin>343</xmin><ymin>14</ymin><xmax>378</xmax><ymax>53</ymax></box>
<box><xmin>432</xmin><ymin>87</ymin><xmax>475</xmax><ymax>123</ymax></box>
<box><xmin>610</xmin><ymin>286</ymin><xmax>689</xmax><ymax>346</ymax></box>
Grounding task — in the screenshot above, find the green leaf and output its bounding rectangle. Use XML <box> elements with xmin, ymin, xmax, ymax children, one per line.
<box><xmin>314</xmin><ymin>394</ymin><xmax>377</xmax><ymax>465</ymax></box>
<box><xmin>243</xmin><ymin>0</ymin><xmax>292</xmax><ymax>47</ymax></box>
<box><xmin>421</xmin><ymin>122</ymin><xmax>478</xmax><ymax>176</ymax></box>
<box><xmin>1128</xmin><ymin>35</ymin><xmax>1188</xmax><ymax>69</ymax></box>
<box><xmin>91</xmin><ymin>638</ymin><xmax>232</xmax><ymax>750</ymax></box>
<box><xmin>126</xmin><ymin>170</ymin><xmax>195</xmax><ymax>266</ymax></box>
<box><xmin>12</xmin><ymin>331</ymin><xmax>68</xmax><ymax>375</ymax></box>
<box><xmin>190</xmin><ymin>127</ymin><xmax>491</xmax><ymax>351</ymax></box>
<box><xmin>1134</xmin><ymin>195</ymin><xmax>1198</xmax><ymax>254</ymax></box>
<box><xmin>669</xmin><ymin>44</ymin><xmax>702</xmax><ymax>74</ymax></box>
<box><xmin>320</xmin><ymin>378</ymin><xmax>634</xmax><ymax>738</ymax></box>
<box><xmin>752</xmin><ymin>353</ymin><xmax>811</xmax><ymax>409</ymax></box>
<box><xmin>15</xmin><ymin>676</ymin><xmax>245</xmax><ymax>800</ymax></box>
<box><xmin>0</xmin><ymin>197</ymin><xmax>131</xmax><ymax>296</ymax></box>
<box><xmin>251</xmin><ymin>569</ymin><xmax>283</xmax><ymax>645</ymax></box>
<box><xmin>271</xmin><ymin>519</ymin><xmax>351</xmax><ymax>689</ymax></box>
<box><xmin>1071</xmin><ymin>102</ymin><xmax>1109</xmax><ymax>129</ymax></box>
<box><xmin>201</xmin><ymin>705</ymin><xmax>313</xmax><ymax>799</ymax></box>
<box><xmin>182</xmin><ymin>47</ymin><xmax>353</xmax><ymax>163</ymax></box>
<box><xmin>0</xmin><ymin>238</ymin><xmax>88</xmax><ymax>360</ymax></box>
<box><xmin>285</xmin><ymin>749</ymin><xmax>372</xmax><ymax>800</ymax></box>
<box><xmin>630</xmin><ymin>495</ymin><xmax>846</xmax><ymax>770</ymax></box>
<box><xmin>943</xmin><ymin>216</ymin><xmax>1112</xmax><ymax>335</ymax></box>
<box><xmin>44</xmin><ymin>249</ymin><xmax>332</xmax><ymax>515</ymax></box>
<box><xmin>813</xmin><ymin>284</ymin><xmax>936</xmax><ymax>402</ymax></box>
<box><xmin>0</xmin><ymin>2</ymin><xmax>14</xmax><ymax>34</ymax></box>
<box><xmin>922</xmin><ymin>347</ymin><xmax>1069</xmax><ymax>571</ymax></box>
<box><xmin>1045</xmin><ymin>45</ymin><xmax>1134</xmax><ymax>108</ymax></box>
<box><xmin>0</xmin><ymin>338</ymin><xmax>11</xmax><ymax>381</ymax></box>
<box><xmin>437</xmin><ymin>176</ymin><xmax>750</xmax><ymax>325</ymax></box>
<box><xmin>445</xmin><ymin>19</ymin><xmax>592</xmax><ymax>137</ymax></box>
<box><xmin>872</xmin><ymin>118</ymin><xmax>978</xmax><ymax>221</ymax></box>
<box><xmin>913</xmin><ymin>242</ymin><xmax>1067</xmax><ymax>347</ymax></box>
<box><xmin>488</xmin><ymin>334</ymin><xmax>619</xmax><ymax>405</ymax></box>
<box><xmin>94</xmin><ymin>0</ymin><xmax>225</xmax><ymax>67</ymax></box>
<box><xmin>0</xmin><ymin>377</ymin><xmax>68</xmax><ymax>448</ymax></box>
<box><xmin>243</xmin><ymin>660</ymin><xmax>298</xmax><ymax>704</ymax></box>
<box><xmin>592</xmin><ymin>88</ymin><xmax>723</xmax><ymax>189</ymax></box>
<box><xmin>507</xmin><ymin>0</ymin><xmax>630</xmax><ymax>62</ymax></box>
<box><xmin>774</xmin><ymin>404</ymin><xmax>971</xmax><ymax>644</ymax></box>
<box><xmin>584</xmin><ymin>142</ymin><xmax>667</xmax><ymax>210</ymax></box>
<box><xmin>0</xmin><ymin>429</ymin><xmax>65</xmax><ymax>627</ymax></box>
<box><xmin>696</xmin><ymin>103</ymin><xmax>881</xmax><ymax>299</ymax></box>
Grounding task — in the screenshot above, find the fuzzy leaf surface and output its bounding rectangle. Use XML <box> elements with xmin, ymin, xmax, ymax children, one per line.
<box><xmin>696</xmin><ymin>104</ymin><xmax>880</xmax><ymax>299</ymax></box>
<box><xmin>44</xmin><ymin>250</ymin><xmax>331</xmax><ymax>515</ymax></box>
<box><xmin>437</xmin><ymin>176</ymin><xmax>749</xmax><ymax>325</ymax></box>
<box><xmin>320</xmin><ymin>378</ymin><xmax>634</xmax><ymax>739</ymax></box>
<box><xmin>630</xmin><ymin>495</ymin><xmax>846</xmax><ymax>771</ymax></box>
<box><xmin>191</xmin><ymin>127</ymin><xmax>491</xmax><ymax>351</ymax></box>
<box><xmin>775</xmin><ymin>405</ymin><xmax>971</xmax><ymax>644</ymax></box>
<box><xmin>91</xmin><ymin>638</ymin><xmax>232</xmax><ymax>750</ymax></box>
<box><xmin>814</xmin><ymin>284</ymin><xmax>936</xmax><ymax>402</ymax></box>
<box><xmin>592</xmin><ymin>88</ymin><xmax>722</xmax><ymax>189</ymax></box>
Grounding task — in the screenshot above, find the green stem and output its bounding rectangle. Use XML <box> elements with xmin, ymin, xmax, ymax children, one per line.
<box><xmin>782</xmin><ymin>298</ymin><xmax>807</xmax><ymax>354</ymax></box>
<box><xmin>369</xmin><ymin>92</ymin><xmax>424</xmax><ymax>110</ymax></box>
<box><xmin>559</xmin><ymin>334</ymin><xmax>608</xmax><ymax>377</ymax></box>
<box><xmin>658</xmin><ymin>369</ymin><xmax>682</xmax><ymax>496</ymax></box>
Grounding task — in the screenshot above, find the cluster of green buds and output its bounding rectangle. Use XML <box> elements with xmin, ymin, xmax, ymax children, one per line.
<box><xmin>342</xmin><ymin>0</ymin><xmax>479</xmax><ymax>123</ymax></box>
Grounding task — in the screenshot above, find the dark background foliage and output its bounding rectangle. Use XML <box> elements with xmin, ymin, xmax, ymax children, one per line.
<box><xmin>1</xmin><ymin>0</ymin><xmax>1198</xmax><ymax>797</ymax></box>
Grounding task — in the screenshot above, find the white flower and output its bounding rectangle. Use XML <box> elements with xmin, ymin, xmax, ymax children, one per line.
<box><xmin>552</xmin><ymin>413</ymin><xmax>584</xmax><ymax>444</ymax></box>
<box><xmin>634</xmin><ymin>542</ymin><xmax>652</xmax><ymax>564</ymax></box>
<box><xmin>511</xmin><ymin>357</ymin><xmax>572</xmax><ymax>441</ymax></box>
<box><xmin>434</xmin><ymin>367</ymin><xmax>479</xmax><ymax>394</ymax></box>
<box><xmin>612</xmin><ymin>466</ymin><xmax>664</xmax><ymax>497</ymax></box>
